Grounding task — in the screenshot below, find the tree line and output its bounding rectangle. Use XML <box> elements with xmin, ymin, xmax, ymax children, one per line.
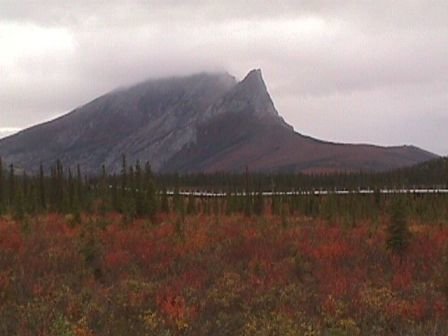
<box><xmin>158</xmin><ymin>157</ymin><xmax>448</xmax><ymax>192</ymax></box>
<box><xmin>0</xmin><ymin>156</ymin><xmax>447</xmax><ymax>226</ymax></box>
<box><xmin>0</xmin><ymin>155</ymin><xmax>157</xmax><ymax>220</ymax></box>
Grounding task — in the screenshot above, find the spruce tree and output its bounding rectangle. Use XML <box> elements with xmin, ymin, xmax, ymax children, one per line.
<box><xmin>173</xmin><ymin>184</ymin><xmax>182</xmax><ymax>215</ymax></box>
<box><xmin>121</xmin><ymin>154</ymin><xmax>127</xmax><ymax>195</ymax></box>
<box><xmin>271</xmin><ymin>193</ymin><xmax>280</xmax><ymax>215</ymax></box>
<box><xmin>387</xmin><ymin>198</ymin><xmax>411</xmax><ymax>259</ymax></box>
<box><xmin>49</xmin><ymin>166</ymin><xmax>56</xmax><ymax>210</ymax></box>
<box><xmin>13</xmin><ymin>180</ymin><xmax>24</xmax><ymax>220</ymax></box>
<box><xmin>100</xmin><ymin>164</ymin><xmax>107</xmax><ymax>195</ymax></box>
<box><xmin>160</xmin><ymin>188</ymin><xmax>169</xmax><ymax>213</ymax></box>
<box><xmin>134</xmin><ymin>161</ymin><xmax>144</xmax><ymax>216</ymax></box>
<box><xmin>22</xmin><ymin>171</ymin><xmax>29</xmax><ymax>213</ymax></box>
<box><xmin>119</xmin><ymin>155</ymin><xmax>128</xmax><ymax>214</ymax></box>
<box><xmin>111</xmin><ymin>175</ymin><xmax>119</xmax><ymax>212</ymax></box>
<box><xmin>67</xmin><ymin>168</ymin><xmax>75</xmax><ymax>211</ymax></box>
<box><xmin>127</xmin><ymin>165</ymin><xmax>136</xmax><ymax>218</ymax></box>
<box><xmin>51</xmin><ymin>159</ymin><xmax>65</xmax><ymax>212</ymax></box>
<box><xmin>27</xmin><ymin>180</ymin><xmax>38</xmax><ymax>214</ymax></box>
<box><xmin>225</xmin><ymin>191</ymin><xmax>232</xmax><ymax>215</ymax></box>
<box><xmin>144</xmin><ymin>162</ymin><xmax>157</xmax><ymax>219</ymax></box>
<box><xmin>8</xmin><ymin>164</ymin><xmax>15</xmax><ymax>208</ymax></box>
<box><xmin>39</xmin><ymin>163</ymin><xmax>46</xmax><ymax>211</ymax></box>
<box><xmin>253</xmin><ymin>190</ymin><xmax>264</xmax><ymax>216</ymax></box>
<box><xmin>186</xmin><ymin>194</ymin><xmax>196</xmax><ymax>215</ymax></box>
<box><xmin>212</xmin><ymin>197</ymin><xmax>220</xmax><ymax>216</ymax></box>
<box><xmin>76</xmin><ymin>164</ymin><xmax>83</xmax><ymax>207</ymax></box>
<box><xmin>98</xmin><ymin>165</ymin><xmax>108</xmax><ymax>215</ymax></box>
<box><xmin>374</xmin><ymin>188</ymin><xmax>382</xmax><ymax>209</ymax></box>
<box><xmin>244</xmin><ymin>166</ymin><xmax>252</xmax><ymax>216</ymax></box>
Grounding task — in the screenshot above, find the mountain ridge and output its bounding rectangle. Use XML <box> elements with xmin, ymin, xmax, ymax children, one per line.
<box><xmin>0</xmin><ymin>69</ymin><xmax>437</xmax><ymax>174</ymax></box>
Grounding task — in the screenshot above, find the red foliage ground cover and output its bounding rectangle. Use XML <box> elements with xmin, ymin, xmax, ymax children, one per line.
<box><xmin>0</xmin><ymin>213</ymin><xmax>447</xmax><ymax>335</ymax></box>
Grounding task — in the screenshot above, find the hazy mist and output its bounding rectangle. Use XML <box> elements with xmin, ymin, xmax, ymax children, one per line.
<box><xmin>1</xmin><ymin>0</ymin><xmax>447</xmax><ymax>155</ymax></box>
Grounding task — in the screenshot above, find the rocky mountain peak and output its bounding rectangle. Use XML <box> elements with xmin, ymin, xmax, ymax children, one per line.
<box><xmin>235</xmin><ymin>68</ymin><xmax>278</xmax><ymax>118</ymax></box>
<box><xmin>0</xmin><ymin>69</ymin><xmax>436</xmax><ymax>174</ymax></box>
<box><xmin>204</xmin><ymin>69</ymin><xmax>279</xmax><ymax>121</ymax></box>
<box><xmin>240</xmin><ymin>68</ymin><xmax>264</xmax><ymax>89</ymax></box>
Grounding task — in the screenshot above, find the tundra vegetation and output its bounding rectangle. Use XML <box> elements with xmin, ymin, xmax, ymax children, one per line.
<box><xmin>0</xmin><ymin>156</ymin><xmax>448</xmax><ymax>335</ymax></box>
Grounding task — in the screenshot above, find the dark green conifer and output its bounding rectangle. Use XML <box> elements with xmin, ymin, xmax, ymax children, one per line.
<box><xmin>386</xmin><ymin>198</ymin><xmax>411</xmax><ymax>259</ymax></box>
<box><xmin>144</xmin><ymin>162</ymin><xmax>157</xmax><ymax>219</ymax></box>
<box><xmin>120</xmin><ymin>154</ymin><xmax>127</xmax><ymax>196</ymax></box>
<box><xmin>134</xmin><ymin>161</ymin><xmax>144</xmax><ymax>216</ymax></box>
<box><xmin>111</xmin><ymin>175</ymin><xmax>119</xmax><ymax>212</ymax></box>
<box><xmin>253</xmin><ymin>190</ymin><xmax>264</xmax><ymax>216</ymax></box>
<box><xmin>244</xmin><ymin>166</ymin><xmax>252</xmax><ymax>216</ymax></box>
<box><xmin>186</xmin><ymin>194</ymin><xmax>196</xmax><ymax>215</ymax></box>
<box><xmin>76</xmin><ymin>164</ymin><xmax>83</xmax><ymax>206</ymax></box>
<box><xmin>39</xmin><ymin>163</ymin><xmax>46</xmax><ymax>211</ymax></box>
<box><xmin>271</xmin><ymin>193</ymin><xmax>280</xmax><ymax>216</ymax></box>
<box><xmin>8</xmin><ymin>164</ymin><xmax>15</xmax><ymax>208</ymax></box>
<box><xmin>160</xmin><ymin>188</ymin><xmax>169</xmax><ymax>213</ymax></box>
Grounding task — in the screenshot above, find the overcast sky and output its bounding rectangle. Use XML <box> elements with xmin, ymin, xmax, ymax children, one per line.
<box><xmin>1</xmin><ymin>0</ymin><xmax>447</xmax><ymax>155</ymax></box>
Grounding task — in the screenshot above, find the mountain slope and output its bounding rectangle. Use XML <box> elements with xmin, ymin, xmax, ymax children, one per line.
<box><xmin>163</xmin><ymin>71</ymin><xmax>436</xmax><ymax>173</ymax></box>
<box><xmin>0</xmin><ymin>69</ymin><xmax>437</xmax><ymax>174</ymax></box>
<box><xmin>0</xmin><ymin>72</ymin><xmax>237</xmax><ymax>173</ymax></box>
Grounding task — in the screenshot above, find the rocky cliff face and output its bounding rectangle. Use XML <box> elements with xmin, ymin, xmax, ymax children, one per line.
<box><xmin>0</xmin><ymin>69</ymin><xmax>437</xmax><ymax>174</ymax></box>
<box><xmin>0</xmin><ymin>72</ymin><xmax>237</xmax><ymax>173</ymax></box>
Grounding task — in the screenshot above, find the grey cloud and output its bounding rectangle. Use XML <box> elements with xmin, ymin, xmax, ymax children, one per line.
<box><xmin>2</xmin><ymin>1</ymin><xmax>447</xmax><ymax>29</ymax></box>
<box><xmin>0</xmin><ymin>1</ymin><xmax>447</xmax><ymax>155</ymax></box>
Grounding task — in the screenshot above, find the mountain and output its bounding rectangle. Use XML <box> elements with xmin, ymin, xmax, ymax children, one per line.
<box><xmin>0</xmin><ymin>69</ymin><xmax>437</xmax><ymax>174</ymax></box>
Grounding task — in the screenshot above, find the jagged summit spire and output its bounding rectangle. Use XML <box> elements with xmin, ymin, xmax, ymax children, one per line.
<box><xmin>234</xmin><ymin>68</ymin><xmax>278</xmax><ymax>118</ymax></box>
<box><xmin>240</xmin><ymin>68</ymin><xmax>265</xmax><ymax>91</ymax></box>
<box><xmin>242</xmin><ymin>68</ymin><xmax>263</xmax><ymax>81</ymax></box>
<box><xmin>201</xmin><ymin>68</ymin><xmax>281</xmax><ymax>122</ymax></box>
